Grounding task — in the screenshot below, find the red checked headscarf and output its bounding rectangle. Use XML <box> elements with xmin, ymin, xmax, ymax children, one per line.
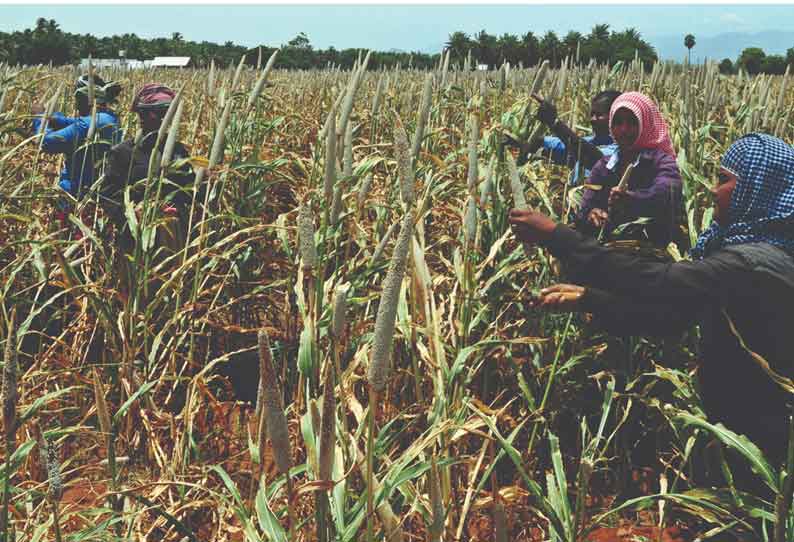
<box><xmin>131</xmin><ymin>84</ymin><xmax>176</xmax><ymax>112</ymax></box>
<box><xmin>609</xmin><ymin>92</ymin><xmax>676</xmax><ymax>159</ymax></box>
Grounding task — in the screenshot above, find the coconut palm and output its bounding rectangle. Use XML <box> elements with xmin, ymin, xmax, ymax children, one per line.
<box><xmin>685</xmin><ymin>33</ymin><xmax>696</xmax><ymax>64</ymax></box>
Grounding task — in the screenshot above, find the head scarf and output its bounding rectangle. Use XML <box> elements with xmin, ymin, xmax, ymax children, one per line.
<box><xmin>131</xmin><ymin>84</ymin><xmax>175</xmax><ymax>112</ymax></box>
<box><xmin>610</xmin><ymin>92</ymin><xmax>676</xmax><ymax>158</ymax></box>
<box><xmin>692</xmin><ymin>133</ymin><xmax>794</xmax><ymax>259</ymax></box>
<box><xmin>74</xmin><ymin>75</ymin><xmax>122</xmax><ymax>105</ymax></box>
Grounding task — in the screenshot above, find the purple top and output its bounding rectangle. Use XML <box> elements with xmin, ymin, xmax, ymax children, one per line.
<box><xmin>576</xmin><ymin>148</ymin><xmax>683</xmax><ymax>246</ymax></box>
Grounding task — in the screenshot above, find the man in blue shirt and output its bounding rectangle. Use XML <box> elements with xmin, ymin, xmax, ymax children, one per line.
<box><xmin>505</xmin><ymin>90</ymin><xmax>621</xmax><ymax>187</ymax></box>
<box><xmin>32</xmin><ymin>74</ymin><xmax>123</xmax><ymax>200</ymax></box>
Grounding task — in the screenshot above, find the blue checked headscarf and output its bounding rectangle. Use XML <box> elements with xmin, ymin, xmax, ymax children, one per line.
<box><xmin>692</xmin><ymin>133</ymin><xmax>794</xmax><ymax>259</ymax></box>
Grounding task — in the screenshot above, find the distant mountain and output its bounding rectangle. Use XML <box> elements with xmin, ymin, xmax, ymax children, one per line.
<box><xmin>651</xmin><ymin>31</ymin><xmax>794</xmax><ymax>62</ymax></box>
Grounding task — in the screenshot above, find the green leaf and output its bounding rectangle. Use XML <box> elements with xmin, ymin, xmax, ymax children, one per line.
<box><xmin>0</xmin><ymin>439</ymin><xmax>36</xmax><ymax>478</ymax></box>
<box><xmin>128</xmin><ymin>493</ymin><xmax>199</xmax><ymax>542</ymax></box>
<box><xmin>256</xmin><ymin>484</ymin><xmax>287</xmax><ymax>542</ymax></box>
<box><xmin>211</xmin><ymin>465</ymin><xmax>262</xmax><ymax>541</ymax></box>
<box><xmin>548</xmin><ymin>432</ymin><xmax>572</xmax><ymax>539</ymax></box>
<box><xmin>113</xmin><ymin>380</ymin><xmax>157</xmax><ymax>425</ymax></box>
<box><xmin>18</xmin><ymin>386</ymin><xmax>79</xmax><ymax>425</ymax></box>
<box><xmin>297</xmin><ymin>323</ymin><xmax>317</xmax><ymax>383</ymax></box>
<box><xmin>677</xmin><ymin>412</ymin><xmax>778</xmax><ymax>493</ymax></box>
<box><xmin>470</xmin><ymin>404</ymin><xmax>567</xmax><ymax>536</ymax></box>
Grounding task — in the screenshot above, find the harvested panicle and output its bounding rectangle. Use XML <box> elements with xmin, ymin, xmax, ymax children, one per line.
<box><xmin>616</xmin><ymin>160</ymin><xmax>636</xmax><ymax>191</ymax></box>
<box><xmin>298</xmin><ymin>202</ymin><xmax>318</xmax><ymax>271</ymax></box>
<box><xmin>257</xmin><ymin>330</ymin><xmax>292</xmax><ymax>475</ymax></box>
<box><xmin>368</xmin><ymin>211</ymin><xmax>414</xmax><ymax>393</ymax></box>
<box><xmin>331</xmin><ymin>282</ymin><xmax>351</xmax><ymax>339</ymax></box>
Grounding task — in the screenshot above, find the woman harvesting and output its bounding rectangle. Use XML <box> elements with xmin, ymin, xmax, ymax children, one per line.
<box><xmin>576</xmin><ymin>92</ymin><xmax>683</xmax><ymax>247</ymax></box>
<box><xmin>504</xmin><ymin>90</ymin><xmax>622</xmax><ymax>186</ymax></box>
<box><xmin>103</xmin><ymin>83</ymin><xmax>195</xmax><ymax>215</ymax></box>
<box><xmin>509</xmin><ymin>133</ymin><xmax>794</xmax><ymax>537</ymax></box>
<box><xmin>32</xmin><ymin>74</ymin><xmax>123</xmax><ymax>230</ymax></box>
<box><xmin>102</xmin><ymin>83</ymin><xmax>197</xmax><ymax>296</ymax></box>
<box><xmin>102</xmin><ymin>83</ymin><xmax>197</xmax><ymax>250</ymax></box>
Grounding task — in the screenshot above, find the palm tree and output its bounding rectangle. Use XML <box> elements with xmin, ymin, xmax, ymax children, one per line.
<box><xmin>562</xmin><ymin>31</ymin><xmax>583</xmax><ymax>62</ymax></box>
<box><xmin>474</xmin><ymin>30</ymin><xmax>497</xmax><ymax>68</ymax></box>
<box><xmin>539</xmin><ymin>30</ymin><xmax>561</xmax><ymax>67</ymax></box>
<box><xmin>497</xmin><ymin>33</ymin><xmax>522</xmax><ymax>65</ymax></box>
<box><xmin>586</xmin><ymin>24</ymin><xmax>611</xmax><ymax>65</ymax></box>
<box><xmin>445</xmin><ymin>31</ymin><xmax>472</xmax><ymax>63</ymax></box>
<box><xmin>684</xmin><ymin>33</ymin><xmax>696</xmax><ymax>64</ymax></box>
<box><xmin>589</xmin><ymin>24</ymin><xmax>610</xmax><ymax>43</ymax></box>
<box><xmin>521</xmin><ymin>31</ymin><xmax>540</xmax><ymax>66</ymax></box>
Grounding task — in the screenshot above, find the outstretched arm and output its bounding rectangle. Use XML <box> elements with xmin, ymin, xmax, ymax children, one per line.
<box><xmin>532</xmin><ymin>94</ymin><xmax>604</xmax><ymax>169</ymax></box>
<box><xmin>533</xmin><ymin>283</ymin><xmax>697</xmax><ymax>336</ymax></box>
<box><xmin>549</xmin><ymin>120</ymin><xmax>604</xmax><ymax>170</ymax></box>
<box><xmin>544</xmin><ymin>224</ymin><xmax>748</xmax><ymax>304</ymax></box>
<box><xmin>581</xmin><ymin>286</ymin><xmax>696</xmax><ymax>336</ymax></box>
<box><xmin>37</xmin><ymin>120</ymin><xmax>87</xmax><ymax>154</ymax></box>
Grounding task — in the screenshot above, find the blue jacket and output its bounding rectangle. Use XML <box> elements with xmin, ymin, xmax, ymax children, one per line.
<box><xmin>542</xmin><ymin>133</ymin><xmax>618</xmax><ymax>187</ymax></box>
<box><xmin>32</xmin><ymin>110</ymin><xmax>123</xmax><ymax>198</ymax></box>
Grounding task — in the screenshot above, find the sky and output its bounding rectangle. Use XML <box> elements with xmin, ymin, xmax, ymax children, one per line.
<box><xmin>1</xmin><ymin>3</ymin><xmax>794</xmax><ymax>54</ymax></box>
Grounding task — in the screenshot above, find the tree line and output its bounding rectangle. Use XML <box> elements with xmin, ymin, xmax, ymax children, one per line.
<box><xmin>2</xmin><ymin>17</ymin><xmax>793</xmax><ymax>76</ymax></box>
<box><xmin>719</xmin><ymin>47</ymin><xmax>794</xmax><ymax>75</ymax></box>
<box><xmin>0</xmin><ymin>18</ymin><xmax>659</xmax><ymax>70</ymax></box>
<box><xmin>0</xmin><ymin>19</ymin><xmax>437</xmax><ymax>69</ymax></box>
<box><xmin>444</xmin><ymin>25</ymin><xmax>658</xmax><ymax>68</ymax></box>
